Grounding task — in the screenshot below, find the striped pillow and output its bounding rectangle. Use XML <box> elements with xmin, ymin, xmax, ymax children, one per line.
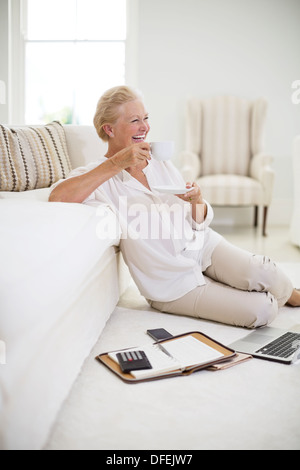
<box><xmin>0</xmin><ymin>121</ymin><xmax>72</xmax><ymax>192</ymax></box>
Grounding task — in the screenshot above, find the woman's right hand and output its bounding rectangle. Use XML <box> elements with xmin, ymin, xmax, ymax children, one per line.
<box><xmin>110</xmin><ymin>142</ymin><xmax>151</xmax><ymax>170</ymax></box>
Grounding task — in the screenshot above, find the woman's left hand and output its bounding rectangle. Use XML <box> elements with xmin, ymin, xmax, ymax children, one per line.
<box><xmin>177</xmin><ymin>182</ymin><xmax>208</xmax><ymax>223</ymax></box>
<box><xmin>176</xmin><ymin>182</ymin><xmax>203</xmax><ymax>205</ymax></box>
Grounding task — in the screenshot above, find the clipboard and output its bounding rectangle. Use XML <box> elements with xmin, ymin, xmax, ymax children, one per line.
<box><xmin>95</xmin><ymin>331</ymin><xmax>236</xmax><ymax>384</ymax></box>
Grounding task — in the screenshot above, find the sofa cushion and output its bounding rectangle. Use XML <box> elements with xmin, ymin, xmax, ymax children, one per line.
<box><xmin>197</xmin><ymin>174</ymin><xmax>263</xmax><ymax>205</ymax></box>
<box><xmin>0</xmin><ymin>187</ymin><xmax>51</xmax><ymax>201</ymax></box>
<box><xmin>0</xmin><ymin>121</ymin><xmax>72</xmax><ymax>192</ymax></box>
<box><xmin>63</xmin><ymin>125</ymin><xmax>107</xmax><ymax>169</ymax></box>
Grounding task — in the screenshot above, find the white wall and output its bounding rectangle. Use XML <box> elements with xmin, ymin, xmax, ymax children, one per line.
<box><xmin>0</xmin><ymin>0</ymin><xmax>9</xmax><ymax>123</ymax></box>
<box><xmin>134</xmin><ymin>0</ymin><xmax>300</xmax><ymax>225</ymax></box>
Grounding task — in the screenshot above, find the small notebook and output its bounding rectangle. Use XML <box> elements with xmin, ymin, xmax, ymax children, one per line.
<box><xmin>96</xmin><ymin>331</ymin><xmax>236</xmax><ymax>383</ymax></box>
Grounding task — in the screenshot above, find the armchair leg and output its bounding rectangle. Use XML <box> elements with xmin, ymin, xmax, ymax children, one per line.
<box><xmin>262</xmin><ymin>206</ymin><xmax>268</xmax><ymax>237</ymax></box>
<box><xmin>254</xmin><ymin>206</ymin><xmax>259</xmax><ymax>228</ymax></box>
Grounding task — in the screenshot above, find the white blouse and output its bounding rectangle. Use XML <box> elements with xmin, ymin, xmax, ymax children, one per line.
<box><xmin>52</xmin><ymin>157</ymin><xmax>222</xmax><ymax>302</ymax></box>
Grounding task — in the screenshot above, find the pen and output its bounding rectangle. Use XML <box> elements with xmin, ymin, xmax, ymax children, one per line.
<box><xmin>157</xmin><ymin>342</ymin><xmax>173</xmax><ymax>359</ymax></box>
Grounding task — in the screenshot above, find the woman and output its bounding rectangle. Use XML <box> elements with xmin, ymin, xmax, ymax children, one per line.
<box><xmin>49</xmin><ymin>86</ymin><xmax>300</xmax><ymax>328</ymax></box>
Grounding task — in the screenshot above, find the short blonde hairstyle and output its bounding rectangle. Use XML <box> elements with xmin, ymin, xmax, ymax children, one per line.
<box><xmin>93</xmin><ymin>85</ymin><xmax>143</xmax><ymax>142</ymax></box>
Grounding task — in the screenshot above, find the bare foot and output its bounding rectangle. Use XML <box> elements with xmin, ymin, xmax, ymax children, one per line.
<box><xmin>287</xmin><ymin>289</ymin><xmax>300</xmax><ymax>307</ymax></box>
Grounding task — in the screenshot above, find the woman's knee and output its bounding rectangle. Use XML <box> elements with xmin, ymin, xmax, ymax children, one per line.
<box><xmin>248</xmin><ymin>254</ymin><xmax>283</xmax><ymax>292</ymax></box>
<box><xmin>244</xmin><ymin>292</ymin><xmax>278</xmax><ymax>328</ymax></box>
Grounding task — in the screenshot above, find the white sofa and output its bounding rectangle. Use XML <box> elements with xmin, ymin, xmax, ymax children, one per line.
<box><xmin>290</xmin><ymin>136</ymin><xmax>300</xmax><ymax>248</ymax></box>
<box><xmin>0</xmin><ymin>125</ymin><xmax>130</xmax><ymax>450</ymax></box>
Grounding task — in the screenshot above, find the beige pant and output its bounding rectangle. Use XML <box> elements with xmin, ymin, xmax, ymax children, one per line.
<box><xmin>150</xmin><ymin>240</ymin><xmax>294</xmax><ymax>329</ymax></box>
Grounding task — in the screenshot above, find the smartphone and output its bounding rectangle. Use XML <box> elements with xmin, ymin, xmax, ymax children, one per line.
<box><xmin>147</xmin><ymin>328</ymin><xmax>173</xmax><ymax>342</ymax></box>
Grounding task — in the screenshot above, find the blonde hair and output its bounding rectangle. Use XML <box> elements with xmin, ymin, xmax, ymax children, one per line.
<box><xmin>93</xmin><ymin>86</ymin><xmax>143</xmax><ymax>142</ymax></box>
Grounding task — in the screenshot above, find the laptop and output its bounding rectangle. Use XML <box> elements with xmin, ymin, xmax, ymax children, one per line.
<box><xmin>229</xmin><ymin>327</ymin><xmax>300</xmax><ymax>364</ymax></box>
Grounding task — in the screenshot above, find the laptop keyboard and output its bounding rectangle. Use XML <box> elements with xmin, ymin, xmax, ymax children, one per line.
<box><xmin>255</xmin><ymin>332</ymin><xmax>300</xmax><ymax>358</ymax></box>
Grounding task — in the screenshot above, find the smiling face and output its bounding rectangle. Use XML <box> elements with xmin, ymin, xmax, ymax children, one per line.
<box><xmin>106</xmin><ymin>99</ymin><xmax>150</xmax><ymax>153</ymax></box>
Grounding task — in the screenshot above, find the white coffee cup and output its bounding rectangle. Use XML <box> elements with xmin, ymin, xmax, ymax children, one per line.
<box><xmin>150</xmin><ymin>141</ymin><xmax>174</xmax><ymax>161</ymax></box>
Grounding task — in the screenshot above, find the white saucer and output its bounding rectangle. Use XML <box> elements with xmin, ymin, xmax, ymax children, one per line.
<box><xmin>152</xmin><ymin>186</ymin><xmax>193</xmax><ymax>195</ymax></box>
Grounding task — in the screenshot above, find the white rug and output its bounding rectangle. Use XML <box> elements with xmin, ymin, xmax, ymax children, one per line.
<box><xmin>45</xmin><ymin>264</ymin><xmax>300</xmax><ymax>450</ymax></box>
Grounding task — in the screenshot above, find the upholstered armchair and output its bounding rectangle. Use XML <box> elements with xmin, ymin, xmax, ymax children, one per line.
<box><xmin>290</xmin><ymin>136</ymin><xmax>300</xmax><ymax>248</ymax></box>
<box><xmin>180</xmin><ymin>96</ymin><xmax>275</xmax><ymax>236</ymax></box>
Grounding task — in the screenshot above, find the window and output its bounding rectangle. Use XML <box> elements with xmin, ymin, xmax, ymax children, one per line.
<box><xmin>25</xmin><ymin>0</ymin><xmax>126</xmax><ymax>125</ymax></box>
